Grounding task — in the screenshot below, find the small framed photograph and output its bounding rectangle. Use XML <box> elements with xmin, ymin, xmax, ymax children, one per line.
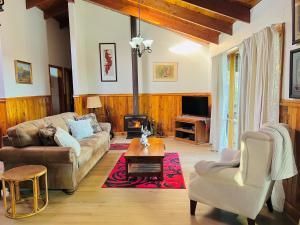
<box><xmin>290</xmin><ymin>48</ymin><xmax>300</xmax><ymax>98</ymax></box>
<box><xmin>14</xmin><ymin>60</ymin><xmax>32</xmax><ymax>84</ymax></box>
<box><xmin>292</xmin><ymin>0</ymin><xmax>300</xmax><ymax>44</ymax></box>
<box><xmin>153</xmin><ymin>62</ymin><xmax>178</xmax><ymax>82</ymax></box>
<box><xmin>99</xmin><ymin>43</ymin><xmax>117</xmax><ymax>82</ymax></box>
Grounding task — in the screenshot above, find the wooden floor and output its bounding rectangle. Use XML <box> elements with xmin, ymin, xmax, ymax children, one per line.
<box><xmin>0</xmin><ymin>138</ymin><xmax>294</xmax><ymax>225</ymax></box>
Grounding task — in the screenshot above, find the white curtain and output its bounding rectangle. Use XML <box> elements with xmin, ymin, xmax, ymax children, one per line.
<box><xmin>238</xmin><ymin>25</ymin><xmax>284</xmax><ymax>211</ymax></box>
<box><xmin>238</xmin><ymin>26</ymin><xmax>282</xmax><ymax>136</ymax></box>
<box><xmin>210</xmin><ymin>54</ymin><xmax>229</xmax><ymax>152</ymax></box>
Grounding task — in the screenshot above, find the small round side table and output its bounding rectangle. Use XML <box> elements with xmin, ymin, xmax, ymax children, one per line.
<box><xmin>1</xmin><ymin>165</ymin><xmax>48</xmax><ymax>219</ymax></box>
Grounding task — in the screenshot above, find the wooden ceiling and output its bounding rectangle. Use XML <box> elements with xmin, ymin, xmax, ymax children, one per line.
<box><xmin>26</xmin><ymin>0</ymin><xmax>261</xmax><ymax>43</ymax></box>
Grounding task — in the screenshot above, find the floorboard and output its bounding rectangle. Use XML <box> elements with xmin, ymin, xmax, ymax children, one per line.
<box><xmin>0</xmin><ymin>138</ymin><xmax>294</xmax><ymax>225</ymax></box>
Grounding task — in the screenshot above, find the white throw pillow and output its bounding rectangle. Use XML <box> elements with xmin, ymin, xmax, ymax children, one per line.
<box><xmin>54</xmin><ymin>127</ymin><xmax>81</xmax><ymax>157</ymax></box>
<box><xmin>68</xmin><ymin>119</ymin><xmax>93</xmax><ymax>140</ymax></box>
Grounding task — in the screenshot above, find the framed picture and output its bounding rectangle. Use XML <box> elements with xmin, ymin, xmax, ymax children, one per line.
<box><xmin>153</xmin><ymin>62</ymin><xmax>178</xmax><ymax>82</ymax></box>
<box><xmin>290</xmin><ymin>49</ymin><xmax>300</xmax><ymax>98</ymax></box>
<box><xmin>293</xmin><ymin>0</ymin><xmax>300</xmax><ymax>44</ymax></box>
<box><xmin>14</xmin><ymin>60</ymin><xmax>32</xmax><ymax>84</ymax></box>
<box><xmin>99</xmin><ymin>43</ymin><xmax>117</xmax><ymax>82</ymax></box>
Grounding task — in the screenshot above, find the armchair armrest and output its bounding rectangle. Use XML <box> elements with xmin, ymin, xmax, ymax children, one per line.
<box><xmin>99</xmin><ymin>122</ymin><xmax>111</xmax><ymax>133</ymax></box>
<box><xmin>0</xmin><ymin>146</ymin><xmax>76</xmax><ymax>164</ymax></box>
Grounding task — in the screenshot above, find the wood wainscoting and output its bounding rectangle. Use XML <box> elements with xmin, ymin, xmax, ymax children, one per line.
<box><xmin>74</xmin><ymin>93</ymin><xmax>211</xmax><ymax>136</ymax></box>
<box><xmin>0</xmin><ymin>96</ymin><xmax>52</xmax><ymax>135</ymax></box>
<box><xmin>280</xmin><ymin>99</ymin><xmax>300</xmax><ymax>224</ymax></box>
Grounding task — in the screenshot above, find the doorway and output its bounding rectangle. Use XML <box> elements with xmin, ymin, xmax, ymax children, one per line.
<box><xmin>49</xmin><ymin>65</ymin><xmax>74</xmax><ymax>114</ymax></box>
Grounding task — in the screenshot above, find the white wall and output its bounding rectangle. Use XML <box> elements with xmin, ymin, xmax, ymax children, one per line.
<box><xmin>0</xmin><ymin>0</ymin><xmax>50</xmax><ymax>98</ymax></box>
<box><xmin>0</xmin><ymin>0</ymin><xmax>72</xmax><ymax>98</ymax></box>
<box><xmin>68</xmin><ymin>0</ymin><xmax>211</xmax><ymax>95</ymax></box>
<box><xmin>210</xmin><ymin>0</ymin><xmax>296</xmax><ymax>99</ymax></box>
<box><xmin>139</xmin><ymin>22</ymin><xmax>211</xmax><ymax>93</ymax></box>
<box><xmin>47</xmin><ymin>19</ymin><xmax>72</xmax><ymax>69</ymax></box>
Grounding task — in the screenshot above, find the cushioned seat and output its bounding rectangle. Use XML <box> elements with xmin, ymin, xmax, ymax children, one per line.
<box><xmin>78</xmin><ymin>145</ymin><xmax>94</xmax><ymax>168</ymax></box>
<box><xmin>79</xmin><ymin>132</ymin><xmax>110</xmax><ymax>154</ymax></box>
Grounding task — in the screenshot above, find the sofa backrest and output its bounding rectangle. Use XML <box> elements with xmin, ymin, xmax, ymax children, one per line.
<box><xmin>7</xmin><ymin>112</ymin><xmax>77</xmax><ymax>147</ymax></box>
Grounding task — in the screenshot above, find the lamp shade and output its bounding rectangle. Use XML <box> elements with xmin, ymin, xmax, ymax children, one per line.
<box><xmin>87</xmin><ymin>96</ymin><xmax>102</xmax><ymax>109</ymax></box>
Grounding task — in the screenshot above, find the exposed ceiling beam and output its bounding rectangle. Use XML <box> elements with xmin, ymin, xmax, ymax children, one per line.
<box><xmin>128</xmin><ymin>0</ymin><xmax>232</xmax><ymax>35</ymax></box>
<box><xmin>44</xmin><ymin>3</ymin><xmax>68</xmax><ymax>19</ymax></box>
<box><xmin>181</xmin><ymin>0</ymin><xmax>251</xmax><ymax>23</ymax></box>
<box><xmin>86</xmin><ymin>0</ymin><xmax>220</xmax><ymax>44</ymax></box>
<box><xmin>26</xmin><ymin>0</ymin><xmax>52</xmax><ymax>9</ymax></box>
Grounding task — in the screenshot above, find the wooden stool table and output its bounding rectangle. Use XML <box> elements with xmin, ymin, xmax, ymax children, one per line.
<box><xmin>1</xmin><ymin>165</ymin><xmax>48</xmax><ymax>219</ymax></box>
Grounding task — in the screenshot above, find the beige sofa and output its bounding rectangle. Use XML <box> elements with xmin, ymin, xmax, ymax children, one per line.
<box><xmin>0</xmin><ymin>112</ymin><xmax>110</xmax><ymax>194</ymax></box>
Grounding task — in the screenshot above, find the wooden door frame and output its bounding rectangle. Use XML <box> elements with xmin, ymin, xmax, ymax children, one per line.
<box><xmin>48</xmin><ymin>65</ymin><xmax>65</xmax><ymax>114</ymax></box>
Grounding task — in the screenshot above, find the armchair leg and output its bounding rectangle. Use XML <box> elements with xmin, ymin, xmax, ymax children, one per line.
<box><xmin>247</xmin><ymin>218</ymin><xmax>255</xmax><ymax>225</ymax></box>
<box><xmin>266</xmin><ymin>197</ymin><xmax>273</xmax><ymax>213</ymax></box>
<box><xmin>190</xmin><ymin>200</ymin><xmax>197</xmax><ymax>215</ymax></box>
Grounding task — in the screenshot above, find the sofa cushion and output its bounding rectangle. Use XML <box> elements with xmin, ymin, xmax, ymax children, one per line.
<box><xmin>75</xmin><ymin>113</ymin><xmax>102</xmax><ymax>133</ymax></box>
<box><xmin>68</xmin><ymin>119</ymin><xmax>93</xmax><ymax>140</ymax></box>
<box><xmin>7</xmin><ymin>119</ymin><xmax>46</xmax><ymax>147</ymax></box>
<box><xmin>54</xmin><ymin>127</ymin><xmax>81</xmax><ymax>157</ymax></box>
<box><xmin>39</xmin><ymin>125</ymin><xmax>57</xmax><ymax>146</ymax></box>
<box><xmin>77</xmin><ymin>145</ymin><xmax>94</xmax><ymax>167</ymax></box>
<box><xmin>79</xmin><ymin>132</ymin><xmax>110</xmax><ymax>154</ymax></box>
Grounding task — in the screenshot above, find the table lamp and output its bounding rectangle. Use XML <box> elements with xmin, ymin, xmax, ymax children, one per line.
<box><xmin>87</xmin><ymin>96</ymin><xmax>102</xmax><ymax>117</ymax></box>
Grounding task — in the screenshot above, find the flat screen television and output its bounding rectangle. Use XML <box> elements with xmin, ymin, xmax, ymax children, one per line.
<box><xmin>182</xmin><ymin>96</ymin><xmax>209</xmax><ymax>117</ymax></box>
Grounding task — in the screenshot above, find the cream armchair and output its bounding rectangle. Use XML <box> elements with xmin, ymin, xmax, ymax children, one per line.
<box><xmin>189</xmin><ymin>131</ymin><xmax>274</xmax><ymax>225</ymax></box>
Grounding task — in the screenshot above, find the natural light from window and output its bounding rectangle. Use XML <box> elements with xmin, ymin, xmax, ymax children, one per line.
<box><xmin>169</xmin><ymin>41</ymin><xmax>202</xmax><ymax>55</ymax></box>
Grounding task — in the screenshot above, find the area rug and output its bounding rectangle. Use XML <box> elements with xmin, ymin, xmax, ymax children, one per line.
<box><xmin>102</xmin><ymin>153</ymin><xmax>186</xmax><ymax>189</ymax></box>
<box><xmin>109</xmin><ymin>143</ymin><xmax>130</xmax><ymax>150</ymax></box>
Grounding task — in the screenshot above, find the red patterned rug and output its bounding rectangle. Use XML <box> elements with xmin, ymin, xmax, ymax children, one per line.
<box><xmin>102</xmin><ymin>153</ymin><xmax>186</xmax><ymax>189</ymax></box>
<box><xmin>109</xmin><ymin>143</ymin><xmax>130</xmax><ymax>150</ymax></box>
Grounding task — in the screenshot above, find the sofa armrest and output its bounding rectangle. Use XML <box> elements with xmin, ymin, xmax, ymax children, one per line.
<box><xmin>2</xmin><ymin>136</ymin><xmax>12</xmax><ymax>147</ymax></box>
<box><xmin>0</xmin><ymin>146</ymin><xmax>76</xmax><ymax>164</ymax></box>
<box><xmin>99</xmin><ymin>122</ymin><xmax>111</xmax><ymax>133</ymax></box>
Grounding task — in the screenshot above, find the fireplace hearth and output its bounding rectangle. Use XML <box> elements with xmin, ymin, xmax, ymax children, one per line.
<box><xmin>124</xmin><ymin>115</ymin><xmax>148</xmax><ymax>139</ymax></box>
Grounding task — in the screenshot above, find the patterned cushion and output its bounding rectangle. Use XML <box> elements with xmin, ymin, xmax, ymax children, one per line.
<box><xmin>39</xmin><ymin>125</ymin><xmax>57</xmax><ymax>146</ymax></box>
<box><xmin>75</xmin><ymin>113</ymin><xmax>102</xmax><ymax>133</ymax></box>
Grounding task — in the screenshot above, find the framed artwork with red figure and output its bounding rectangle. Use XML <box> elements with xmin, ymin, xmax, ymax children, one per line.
<box><xmin>99</xmin><ymin>43</ymin><xmax>117</xmax><ymax>82</ymax></box>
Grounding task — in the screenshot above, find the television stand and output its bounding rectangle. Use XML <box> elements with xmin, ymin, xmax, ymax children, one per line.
<box><xmin>175</xmin><ymin>115</ymin><xmax>210</xmax><ymax>144</ymax></box>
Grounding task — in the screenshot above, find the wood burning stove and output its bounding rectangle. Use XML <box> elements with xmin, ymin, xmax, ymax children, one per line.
<box><xmin>124</xmin><ymin>115</ymin><xmax>148</xmax><ymax>139</ymax></box>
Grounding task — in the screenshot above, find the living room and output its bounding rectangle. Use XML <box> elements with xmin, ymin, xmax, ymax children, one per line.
<box><xmin>0</xmin><ymin>0</ymin><xmax>299</xmax><ymax>225</ymax></box>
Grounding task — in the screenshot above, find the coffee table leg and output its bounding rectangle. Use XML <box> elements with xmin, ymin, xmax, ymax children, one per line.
<box><xmin>160</xmin><ymin>158</ymin><xmax>164</xmax><ymax>181</ymax></box>
<box><xmin>125</xmin><ymin>159</ymin><xmax>129</xmax><ymax>180</ymax></box>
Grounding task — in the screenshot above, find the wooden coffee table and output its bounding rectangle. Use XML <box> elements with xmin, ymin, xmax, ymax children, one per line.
<box><xmin>124</xmin><ymin>138</ymin><xmax>165</xmax><ymax>180</ymax></box>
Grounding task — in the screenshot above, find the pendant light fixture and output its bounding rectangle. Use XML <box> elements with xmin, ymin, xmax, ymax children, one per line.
<box><xmin>129</xmin><ymin>0</ymin><xmax>153</xmax><ymax>57</ymax></box>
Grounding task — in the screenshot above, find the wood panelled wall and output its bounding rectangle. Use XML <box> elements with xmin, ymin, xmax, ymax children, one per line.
<box><xmin>0</xmin><ymin>96</ymin><xmax>52</xmax><ymax>134</ymax></box>
<box><xmin>74</xmin><ymin>93</ymin><xmax>211</xmax><ymax>136</ymax></box>
<box><xmin>280</xmin><ymin>99</ymin><xmax>300</xmax><ymax>224</ymax></box>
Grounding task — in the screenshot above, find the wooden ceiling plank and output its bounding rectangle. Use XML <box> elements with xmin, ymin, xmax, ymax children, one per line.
<box><xmin>128</xmin><ymin>0</ymin><xmax>232</xmax><ymax>35</ymax></box>
<box><xmin>26</xmin><ymin>0</ymin><xmax>53</xmax><ymax>9</ymax></box>
<box><xmin>181</xmin><ymin>0</ymin><xmax>251</xmax><ymax>23</ymax></box>
<box><xmin>86</xmin><ymin>0</ymin><xmax>220</xmax><ymax>44</ymax></box>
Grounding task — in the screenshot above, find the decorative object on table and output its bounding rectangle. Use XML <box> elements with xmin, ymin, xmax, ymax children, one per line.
<box><xmin>140</xmin><ymin>125</ymin><xmax>151</xmax><ymax>147</ymax></box>
<box><xmin>102</xmin><ymin>152</ymin><xmax>185</xmax><ymax>189</ymax></box>
<box><xmin>99</xmin><ymin>43</ymin><xmax>117</xmax><ymax>82</ymax></box>
<box><xmin>129</xmin><ymin>0</ymin><xmax>153</xmax><ymax>57</ymax></box>
<box><xmin>293</xmin><ymin>0</ymin><xmax>300</xmax><ymax>44</ymax></box>
<box><xmin>0</xmin><ymin>0</ymin><xmax>4</xmax><ymax>12</ymax></box>
<box><xmin>110</xmin><ymin>143</ymin><xmax>130</xmax><ymax>150</ymax></box>
<box><xmin>14</xmin><ymin>60</ymin><xmax>32</xmax><ymax>84</ymax></box>
<box><xmin>290</xmin><ymin>48</ymin><xmax>300</xmax><ymax>98</ymax></box>
<box><xmin>153</xmin><ymin>62</ymin><xmax>178</xmax><ymax>82</ymax></box>
<box><xmin>1</xmin><ymin>165</ymin><xmax>48</xmax><ymax>219</ymax></box>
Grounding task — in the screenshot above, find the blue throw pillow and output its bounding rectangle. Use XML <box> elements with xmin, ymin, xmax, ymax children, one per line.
<box><xmin>68</xmin><ymin>119</ymin><xmax>93</xmax><ymax>140</ymax></box>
